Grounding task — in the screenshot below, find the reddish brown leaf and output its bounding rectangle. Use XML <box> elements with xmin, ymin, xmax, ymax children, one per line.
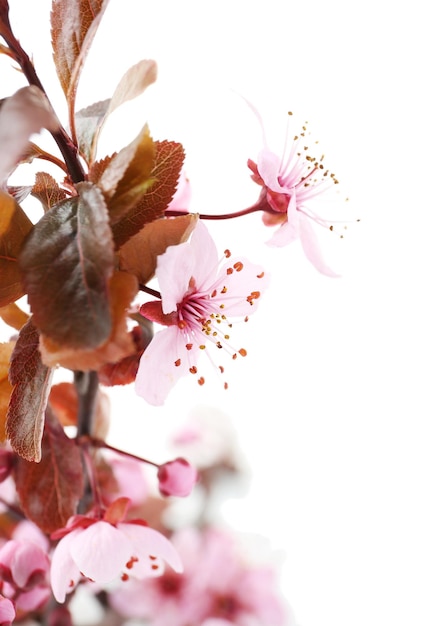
<box><xmin>13</xmin><ymin>409</ymin><xmax>84</xmax><ymax>533</ymax></box>
<box><xmin>88</xmin><ymin>153</ymin><xmax>116</xmax><ymax>184</ymax></box>
<box><xmin>31</xmin><ymin>172</ymin><xmax>67</xmax><ymax>212</ymax></box>
<box><xmin>6</xmin><ymin>319</ymin><xmax>53</xmax><ymax>462</ymax></box>
<box><xmin>39</xmin><ymin>271</ymin><xmax>138</xmax><ymax>371</ymax></box>
<box><xmin>51</xmin><ymin>0</ymin><xmax>109</xmax><ymax>117</ymax></box>
<box><xmin>99</xmin><ymin>125</ymin><xmax>155</xmax><ymax>224</ymax></box>
<box><xmin>118</xmin><ymin>214</ymin><xmax>198</xmax><ymax>285</ymax></box>
<box><xmin>112</xmin><ymin>140</ymin><xmax>185</xmax><ymax>249</ymax></box>
<box><xmin>0</xmin><ymin>190</ymin><xmax>33</xmax><ymax>308</ymax></box>
<box><xmin>48</xmin><ymin>382</ymin><xmax>78</xmax><ymax>427</ymax></box>
<box><xmin>98</xmin><ymin>320</ymin><xmax>153</xmax><ymax>386</ymax></box>
<box><xmin>19</xmin><ymin>182</ymin><xmax>114</xmax><ymax>350</ymax></box>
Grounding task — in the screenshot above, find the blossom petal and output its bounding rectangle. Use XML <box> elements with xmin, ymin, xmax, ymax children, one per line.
<box><xmin>266</xmin><ymin>194</ymin><xmax>299</xmax><ymax>247</ymax></box>
<box><xmin>266</xmin><ymin>222</ymin><xmax>298</xmax><ymax>247</ymax></box>
<box><xmin>11</xmin><ymin>543</ymin><xmax>49</xmax><ymax>588</ymax></box>
<box><xmin>257</xmin><ymin>149</ymin><xmax>285</xmax><ymax>192</ymax></box>
<box><xmin>50</xmin><ymin>531</ymin><xmax>83</xmax><ymax>603</ymax></box>
<box><xmin>118</xmin><ymin>522</ymin><xmax>183</xmax><ymax>577</ymax></box>
<box><xmin>135</xmin><ymin>326</ymin><xmax>200</xmax><ymax>405</ymax></box>
<box><xmin>298</xmin><ymin>213</ymin><xmax>340</xmax><ymax>277</ymax></box>
<box><xmin>217</xmin><ymin>258</ymin><xmax>269</xmax><ymax>316</ymax></box>
<box><xmin>0</xmin><ymin>595</ymin><xmax>15</xmax><ymax>624</ymax></box>
<box><xmin>69</xmin><ymin>521</ymin><xmax>131</xmax><ymax>584</ymax></box>
<box><xmin>156</xmin><ymin>239</ymin><xmax>195</xmax><ymax>314</ymax></box>
<box><xmin>186</xmin><ymin>221</ymin><xmax>219</xmax><ymax>291</ymax></box>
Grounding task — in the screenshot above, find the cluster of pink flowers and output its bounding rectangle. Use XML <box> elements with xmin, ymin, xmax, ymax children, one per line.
<box><xmin>0</xmin><ymin>2</ymin><xmax>352</xmax><ymax>624</ymax></box>
<box><xmin>109</xmin><ymin>526</ymin><xmax>289</xmax><ymax>626</ymax></box>
<box><xmin>0</xmin><ymin>522</ymin><xmax>51</xmax><ymax>621</ymax></box>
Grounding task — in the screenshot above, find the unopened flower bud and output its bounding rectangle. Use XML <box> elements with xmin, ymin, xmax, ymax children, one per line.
<box><xmin>157</xmin><ymin>458</ymin><xmax>198</xmax><ymax>497</ymax></box>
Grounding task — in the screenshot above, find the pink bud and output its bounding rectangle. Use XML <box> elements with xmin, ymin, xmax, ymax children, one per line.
<box><xmin>157</xmin><ymin>458</ymin><xmax>197</xmax><ymax>497</ymax></box>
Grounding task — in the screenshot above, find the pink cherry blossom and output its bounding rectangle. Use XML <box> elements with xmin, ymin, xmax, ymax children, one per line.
<box><xmin>0</xmin><ymin>536</ymin><xmax>51</xmax><ymax>613</ymax></box>
<box><xmin>157</xmin><ymin>458</ymin><xmax>198</xmax><ymax>497</ymax></box>
<box><xmin>248</xmin><ymin>112</ymin><xmax>342</xmax><ymax>276</ymax></box>
<box><xmin>135</xmin><ymin>221</ymin><xmax>268</xmax><ymax>405</ymax></box>
<box><xmin>50</xmin><ymin>497</ymin><xmax>183</xmax><ymax>603</ymax></box>
<box><xmin>108</xmin><ymin>526</ymin><xmax>289</xmax><ymax>626</ymax></box>
<box><xmin>0</xmin><ymin>595</ymin><xmax>15</xmax><ymax>626</ymax></box>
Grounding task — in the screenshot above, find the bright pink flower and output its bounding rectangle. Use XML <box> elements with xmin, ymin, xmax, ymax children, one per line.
<box><xmin>157</xmin><ymin>458</ymin><xmax>198</xmax><ymax>497</ymax></box>
<box><xmin>248</xmin><ymin>113</ymin><xmax>341</xmax><ymax>277</ymax></box>
<box><xmin>108</xmin><ymin>526</ymin><xmax>289</xmax><ymax>626</ymax></box>
<box><xmin>0</xmin><ymin>537</ymin><xmax>51</xmax><ymax>613</ymax></box>
<box><xmin>50</xmin><ymin>497</ymin><xmax>183</xmax><ymax>603</ymax></box>
<box><xmin>0</xmin><ymin>595</ymin><xmax>15</xmax><ymax>626</ymax></box>
<box><xmin>135</xmin><ymin>221</ymin><xmax>268</xmax><ymax>405</ymax></box>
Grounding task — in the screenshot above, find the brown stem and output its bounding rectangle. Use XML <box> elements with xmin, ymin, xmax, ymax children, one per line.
<box><xmin>2</xmin><ymin>22</ymin><xmax>86</xmax><ymax>184</ymax></box>
<box><xmin>74</xmin><ymin>371</ymin><xmax>99</xmax><ymax>437</ymax></box>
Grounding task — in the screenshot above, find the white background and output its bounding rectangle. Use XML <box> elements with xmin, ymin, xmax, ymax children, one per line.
<box><xmin>2</xmin><ymin>1</ymin><xmax>423</xmax><ymax>626</ymax></box>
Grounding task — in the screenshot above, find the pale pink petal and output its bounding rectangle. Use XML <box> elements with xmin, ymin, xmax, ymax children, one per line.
<box><xmin>106</xmin><ymin>455</ymin><xmax>149</xmax><ymax>505</ymax></box>
<box><xmin>156</xmin><ymin>239</ymin><xmax>195</xmax><ymax>314</ymax></box>
<box><xmin>267</xmin><ymin>194</ymin><xmax>299</xmax><ymax>247</ymax></box>
<box><xmin>15</xmin><ymin>586</ymin><xmax>50</xmax><ymax>612</ymax></box>
<box><xmin>69</xmin><ymin>521</ymin><xmax>131</xmax><ymax>584</ymax></box>
<box><xmin>256</xmin><ymin>149</ymin><xmax>285</xmax><ymax>192</ymax></box>
<box><xmin>0</xmin><ymin>595</ymin><xmax>15</xmax><ymax>624</ymax></box>
<box><xmin>12</xmin><ymin>520</ymin><xmax>50</xmax><ymax>552</ymax></box>
<box><xmin>11</xmin><ymin>543</ymin><xmax>49</xmax><ymax>588</ymax></box>
<box><xmin>216</xmin><ymin>257</ymin><xmax>269</xmax><ymax>317</ymax></box>
<box><xmin>50</xmin><ymin>531</ymin><xmax>83</xmax><ymax>603</ymax></box>
<box><xmin>0</xmin><ymin>86</ymin><xmax>59</xmax><ymax>183</ymax></box>
<box><xmin>266</xmin><ymin>222</ymin><xmax>298</xmax><ymax>247</ymax></box>
<box><xmin>298</xmin><ymin>213</ymin><xmax>340</xmax><ymax>277</ymax></box>
<box><xmin>166</xmin><ymin>170</ymin><xmax>192</xmax><ymax>211</ymax></box>
<box><xmin>187</xmin><ymin>221</ymin><xmax>219</xmax><ymax>290</ymax></box>
<box><xmin>118</xmin><ymin>523</ymin><xmax>183</xmax><ymax>576</ymax></box>
<box><xmin>135</xmin><ymin>327</ymin><xmax>200</xmax><ymax>406</ymax></box>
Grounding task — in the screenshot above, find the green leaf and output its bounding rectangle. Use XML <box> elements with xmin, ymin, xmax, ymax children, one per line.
<box><xmin>13</xmin><ymin>408</ymin><xmax>84</xmax><ymax>533</ymax></box>
<box><xmin>112</xmin><ymin>140</ymin><xmax>185</xmax><ymax>249</ymax></box>
<box><xmin>0</xmin><ymin>190</ymin><xmax>33</xmax><ymax>307</ymax></box>
<box><xmin>6</xmin><ymin>319</ymin><xmax>53</xmax><ymax>462</ymax></box>
<box><xmin>19</xmin><ymin>182</ymin><xmax>114</xmax><ymax>349</ymax></box>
